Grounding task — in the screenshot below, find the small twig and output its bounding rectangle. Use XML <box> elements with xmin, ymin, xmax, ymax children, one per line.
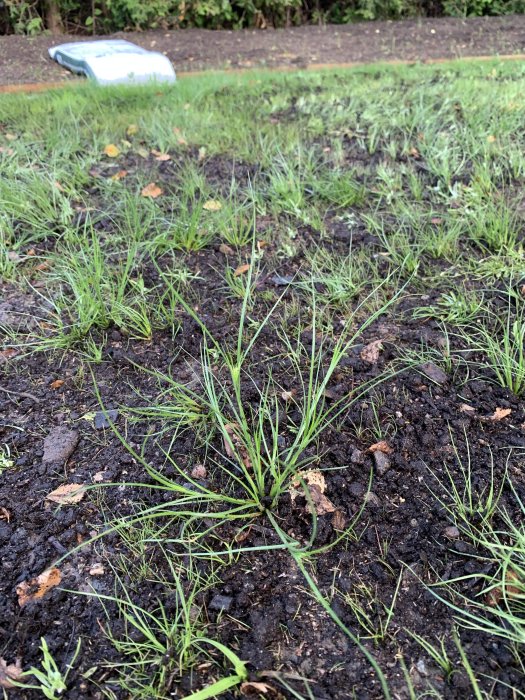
<box><xmin>0</xmin><ymin>386</ymin><xmax>41</xmax><ymax>403</ymax></box>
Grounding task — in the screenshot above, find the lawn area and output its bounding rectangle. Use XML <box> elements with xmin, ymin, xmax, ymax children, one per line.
<box><xmin>2</xmin><ymin>60</ymin><xmax>525</xmax><ymax>699</ymax></box>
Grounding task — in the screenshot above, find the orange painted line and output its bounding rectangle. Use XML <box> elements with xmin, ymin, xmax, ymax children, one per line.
<box><xmin>1</xmin><ymin>52</ymin><xmax>524</xmax><ymax>94</ymax></box>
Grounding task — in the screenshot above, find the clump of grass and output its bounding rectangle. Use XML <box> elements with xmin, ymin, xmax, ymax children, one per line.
<box><xmin>459</xmin><ymin>286</ymin><xmax>525</xmax><ymax>395</ymax></box>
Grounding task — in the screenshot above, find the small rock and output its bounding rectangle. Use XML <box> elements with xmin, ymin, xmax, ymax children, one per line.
<box><xmin>350</xmin><ymin>448</ymin><xmax>365</xmax><ymax>464</ymax></box>
<box><xmin>94</xmin><ymin>409</ymin><xmax>118</xmax><ymax>430</ymax></box>
<box><xmin>373</xmin><ymin>451</ymin><xmax>391</xmax><ymax>475</ymax></box>
<box><xmin>89</xmin><ymin>563</ymin><xmax>105</xmax><ymax>576</ymax></box>
<box><xmin>416</xmin><ymin>659</ymin><xmax>428</xmax><ymax>676</ymax></box>
<box><xmin>364</xmin><ymin>491</ymin><xmax>380</xmax><ymax>507</ymax></box>
<box><xmin>42</xmin><ymin>427</ymin><xmax>79</xmax><ymax>464</ymax></box>
<box><xmin>420</xmin><ymin>362</ymin><xmax>448</xmax><ymax>385</ymax></box>
<box><xmin>191</xmin><ymin>465</ymin><xmax>207</xmax><ymax>479</ymax></box>
<box><xmin>270</xmin><ymin>274</ymin><xmax>293</xmax><ymax>287</ymax></box>
<box><xmin>209</xmin><ymin>594</ymin><xmax>233</xmax><ymax>612</ymax></box>
<box><xmin>444</xmin><ymin>525</ymin><xmax>460</xmax><ymax>539</ymax></box>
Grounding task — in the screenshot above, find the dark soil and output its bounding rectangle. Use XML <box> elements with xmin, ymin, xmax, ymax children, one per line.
<box><xmin>1</xmin><ymin>14</ymin><xmax>525</xmax><ymax>86</ymax></box>
<box><xmin>2</xmin><ymin>109</ymin><xmax>525</xmax><ymax>697</ymax></box>
<box><xmin>2</xmin><ymin>153</ymin><xmax>525</xmax><ymax>699</ymax></box>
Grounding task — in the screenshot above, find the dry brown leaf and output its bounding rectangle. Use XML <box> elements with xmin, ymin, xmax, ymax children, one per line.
<box><xmin>223</xmin><ymin>423</ymin><xmax>251</xmax><ymax>468</ymax></box>
<box><xmin>234</xmin><ymin>263</ymin><xmax>250</xmax><ymax>277</ymax></box>
<box><xmin>89</xmin><ymin>563</ymin><xmax>105</xmax><ymax>576</ymax></box>
<box><xmin>235</xmin><ymin>526</ymin><xmax>252</xmax><ymax>543</ymax></box>
<box><xmin>46</xmin><ymin>483</ymin><xmax>85</xmax><ymax>505</ymax></box>
<box><xmin>191</xmin><ymin>464</ymin><xmax>207</xmax><ymax>479</ymax></box>
<box><xmin>0</xmin><ymin>348</ymin><xmax>18</xmax><ymax>361</ymax></box>
<box><xmin>281</xmin><ymin>390</ymin><xmax>295</xmax><ymax>402</ymax></box>
<box><xmin>54</xmin><ymin>180</ymin><xmax>65</xmax><ymax>192</ymax></box>
<box><xmin>332</xmin><ymin>509</ymin><xmax>347</xmax><ymax>530</ymax></box>
<box><xmin>0</xmin><ymin>507</ymin><xmax>10</xmax><ymax>523</ymax></box>
<box><xmin>110</xmin><ymin>169</ymin><xmax>128</xmax><ymax>181</ymax></box>
<box><xmin>103</xmin><ymin>144</ymin><xmax>120</xmax><ymax>158</ymax></box>
<box><xmin>219</xmin><ymin>243</ymin><xmax>234</xmax><ymax>255</ymax></box>
<box><xmin>459</xmin><ymin>403</ymin><xmax>476</xmax><ymax>414</ymax></box>
<box><xmin>0</xmin><ymin>656</ymin><xmax>22</xmax><ymax>689</ymax></box>
<box><xmin>290</xmin><ymin>470</ymin><xmax>336</xmax><ymax>516</ymax></box>
<box><xmin>490</xmin><ymin>407</ymin><xmax>512</xmax><ymax>422</ymax></box>
<box><xmin>141</xmin><ymin>182</ymin><xmax>163</xmax><ymax>198</ymax></box>
<box><xmin>16</xmin><ymin>567</ymin><xmax>62</xmax><ymax>607</ymax></box>
<box><xmin>241</xmin><ymin>681</ymin><xmax>274</xmax><ymax>695</ymax></box>
<box><xmin>50</xmin><ymin>379</ymin><xmax>65</xmax><ymax>389</ymax></box>
<box><xmin>360</xmin><ymin>339</ymin><xmax>383</xmax><ymax>364</ymax></box>
<box><xmin>367</xmin><ymin>441</ymin><xmax>393</xmax><ymax>454</ymax></box>
<box><xmin>505</xmin><ymin>570</ymin><xmax>522</xmax><ymax>597</ymax></box>
<box><xmin>203</xmin><ymin>199</ymin><xmax>222</xmax><ymax>212</ymax></box>
<box><xmin>151</xmin><ymin>149</ymin><xmax>171</xmax><ymax>161</ymax></box>
<box><xmin>93</xmin><ymin>471</ymin><xmax>106</xmax><ymax>483</ymax></box>
<box><xmin>309</xmin><ymin>484</ymin><xmax>336</xmax><ymax>515</ymax></box>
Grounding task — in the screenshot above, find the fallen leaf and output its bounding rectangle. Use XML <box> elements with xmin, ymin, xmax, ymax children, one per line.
<box><xmin>16</xmin><ymin>567</ymin><xmax>62</xmax><ymax>607</ymax></box>
<box><xmin>46</xmin><ymin>483</ymin><xmax>86</xmax><ymax>505</ymax></box>
<box><xmin>235</xmin><ymin>526</ymin><xmax>252</xmax><ymax>543</ymax></box>
<box><xmin>0</xmin><ymin>657</ymin><xmax>22</xmax><ymax>689</ymax></box>
<box><xmin>367</xmin><ymin>441</ymin><xmax>393</xmax><ymax>454</ymax></box>
<box><xmin>93</xmin><ymin>471</ymin><xmax>105</xmax><ymax>482</ymax></box>
<box><xmin>290</xmin><ymin>470</ymin><xmax>337</xmax><ymax>516</ymax></box>
<box><xmin>241</xmin><ymin>681</ymin><xmax>273</xmax><ymax>695</ymax></box>
<box><xmin>50</xmin><ymin>379</ymin><xmax>65</xmax><ymax>389</ymax></box>
<box><xmin>0</xmin><ymin>348</ymin><xmax>18</xmax><ymax>361</ymax></box>
<box><xmin>360</xmin><ymin>339</ymin><xmax>383</xmax><ymax>364</ymax></box>
<box><xmin>281</xmin><ymin>390</ymin><xmax>295</xmax><ymax>402</ymax></box>
<box><xmin>54</xmin><ymin>180</ymin><xmax>65</xmax><ymax>192</ymax></box>
<box><xmin>4</xmin><ymin>133</ymin><xmax>17</xmax><ymax>141</ymax></box>
<box><xmin>431</xmin><ymin>217</ymin><xmax>443</xmax><ymax>225</ymax></box>
<box><xmin>293</xmin><ymin>469</ymin><xmax>326</xmax><ymax>493</ymax></box>
<box><xmin>203</xmin><ymin>199</ymin><xmax>222</xmax><ymax>212</ymax></box>
<box><xmin>151</xmin><ymin>149</ymin><xmax>171</xmax><ymax>161</ymax></box>
<box><xmin>103</xmin><ymin>144</ymin><xmax>120</xmax><ymax>158</ymax></box>
<box><xmin>141</xmin><ymin>182</ymin><xmax>163</xmax><ymax>198</ymax></box>
<box><xmin>136</xmin><ymin>147</ymin><xmax>149</xmax><ymax>159</ymax></box>
<box><xmin>110</xmin><ymin>169</ymin><xmax>128</xmax><ymax>181</ymax></box>
<box><xmin>332</xmin><ymin>509</ymin><xmax>347</xmax><ymax>530</ymax></box>
<box><xmin>459</xmin><ymin>403</ymin><xmax>476</xmax><ymax>414</ymax></box>
<box><xmin>34</xmin><ymin>261</ymin><xmax>50</xmax><ymax>272</ymax></box>
<box><xmin>490</xmin><ymin>407</ymin><xmax>511</xmax><ymax>422</ymax></box>
<box><xmin>223</xmin><ymin>423</ymin><xmax>251</xmax><ymax>468</ymax></box>
<box><xmin>234</xmin><ymin>263</ymin><xmax>250</xmax><ymax>277</ymax></box>
<box><xmin>408</xmin><ymin>146</ymin><xmax>420</xmax><ymax>158</ymax></box>
<box><xmin>126</xmin><ymin>124</ymin><xmax>139</xmax><ymax>137</ymax></box>
<box><xmin>191</xmin><ymin>464</ymin><xmax>207</xmax><ymax>479</ymax></box>
<box><xmin>219</xmin><ymin>243</ymin><xmax>234</xmax><ymax>255</ymax></box>
<box><xmin>0</xmin><ymin>507</ymin><xmax>10</xmax><ymax>522</ymax></box>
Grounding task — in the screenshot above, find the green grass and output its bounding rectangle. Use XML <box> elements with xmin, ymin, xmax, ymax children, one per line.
<box><xmin>3</xmin><ymin>58</ymin><xmax>525</xmax><ymax>699</ymax></box>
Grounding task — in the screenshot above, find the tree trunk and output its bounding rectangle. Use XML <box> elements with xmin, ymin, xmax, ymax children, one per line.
<box><xmin>45</xmin><ymin>0</ymin><xmax>63</xmax><ymax>33</ymax></box>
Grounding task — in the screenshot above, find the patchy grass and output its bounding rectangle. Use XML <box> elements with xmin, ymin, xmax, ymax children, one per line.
<box><xmin>2</xmin><ymin>60</ymin><xmax>525</xmax><ymax>699</ymax></box>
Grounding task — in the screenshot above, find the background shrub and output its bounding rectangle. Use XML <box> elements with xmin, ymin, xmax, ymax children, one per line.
<box><xmin>1</xmin><ymin>0</ymin><xmax>524</xmax><ymax>34</ymax></box>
